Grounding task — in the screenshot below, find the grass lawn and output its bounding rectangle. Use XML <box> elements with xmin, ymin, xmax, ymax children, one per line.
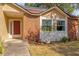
<box><xmin>29</xmin><ymin>41</ymin><xmax>79</xmax><ymax>56</ymax></box>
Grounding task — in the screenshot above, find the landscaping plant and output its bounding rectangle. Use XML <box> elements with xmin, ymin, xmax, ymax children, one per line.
<box><xmin>60</xmin><ymin>36</ymin><xmax>70</xmax><ymax>43</ymax></box>
<box><xmin>0</xmin><ymin>39</ymin><xmax>3</xmax><ymax>54</ymax></box>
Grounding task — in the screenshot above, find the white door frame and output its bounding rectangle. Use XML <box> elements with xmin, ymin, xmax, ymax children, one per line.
<box><xmin>8</xmin><ymin>19</ymin><xmax>22</xmax><ymax>38</ymax></box>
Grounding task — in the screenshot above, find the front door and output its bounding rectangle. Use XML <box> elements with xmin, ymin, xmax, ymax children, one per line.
<box><xmin>9</xmin><ymin>19</ymin><xmax>22</xmax><ymax>38</ymax></box>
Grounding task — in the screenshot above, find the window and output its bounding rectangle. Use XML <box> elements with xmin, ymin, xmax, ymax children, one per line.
<box><xmin>42</xmin><ymin>20</ymin><xmax>52</xmax><ymax>31</ymax></box>
<box><xmin>57</xmin><ymin>20</ymin><xmax>65</xmax><ymax>31</ymax></box>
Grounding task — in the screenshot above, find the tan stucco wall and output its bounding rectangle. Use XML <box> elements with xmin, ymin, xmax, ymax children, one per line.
<box><xmin>0</xmin><ymin>3</ymin><xmax>24</xmax><ymax>41</ymax></box>
<box><xmin>0</xmin><ymin>6</ymin><xmax>8</xmax><ymax>41</ymax></box>
<box><xmin>23</xmin><ymin>14</ymin><xmax>40</xmax><ymax>42</ymax></box>
<box><xmin>3</xmin><ymin>4</ymin><xmax>23</xmax><ymax>13</ymax></box>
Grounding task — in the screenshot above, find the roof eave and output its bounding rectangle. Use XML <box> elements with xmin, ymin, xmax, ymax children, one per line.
<box><xmin>12</xmin><ymin>3</ymin><xmax>40</xmax><ymax>16</ymax></box>
<box><xmin>11</xmin><ymin>3</ymin><xmax>78</xmax><ymax>18</ymax></box>
<box><xmin>40</xmin><ymin>6</ymin><xmax>70</xmax><ymax>17</ymax></box>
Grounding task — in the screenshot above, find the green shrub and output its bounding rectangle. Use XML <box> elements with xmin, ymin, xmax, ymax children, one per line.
<box><xmin>0</xmin><ymin>40</ymin><xmax>3</xmax><ymax>54</ymax></box>
<box><xmin>60</xmin><ymin>37</ymin><xmax>69</xmax><ymax>43</ymax></box>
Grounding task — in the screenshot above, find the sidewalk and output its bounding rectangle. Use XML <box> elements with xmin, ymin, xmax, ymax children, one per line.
<box><xmin>3</xmin><ymin>39</ymin><xmax>30</xmax><ymax>56</ymax></box>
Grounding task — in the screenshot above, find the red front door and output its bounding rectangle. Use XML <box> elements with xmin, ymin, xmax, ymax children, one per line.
<box><xmin>9</xmin><ymin>20</ymin><xmax>21</xmax><ymax>38</ymax></box>
<box><xmin>13</xmin><ymin>21</ymin><xmax>20</xmax><ymax>35</ymax></box>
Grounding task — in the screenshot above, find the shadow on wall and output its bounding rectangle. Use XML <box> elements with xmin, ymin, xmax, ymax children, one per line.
<box><xmin>25</xmin><ymin>23</ymin><xmax>40</xmax><ymax>43</ymax></box>
<box><xmin>27</xmin><ymin>30</ymin><xmax>40</xmax><ymax>43</ymax></box>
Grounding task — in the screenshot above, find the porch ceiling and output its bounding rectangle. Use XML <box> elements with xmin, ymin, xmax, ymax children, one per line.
<box><xmin>4</xmin><ymin>11</ymin><xmax>24</xmax><ymax>18</ymax></box>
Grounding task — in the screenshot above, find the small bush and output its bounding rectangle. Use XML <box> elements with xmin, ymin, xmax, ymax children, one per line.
<box><xmin>0</xmin><ymin>40</ymin><xmax>3</xmax><ymax>54</ymax></box>
<box><xmin>60</xmin><ymin>37</ymin><xmax>69</xmax><ymax>43</ymax></box>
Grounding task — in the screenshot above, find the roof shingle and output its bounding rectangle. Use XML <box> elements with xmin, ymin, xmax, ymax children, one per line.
<box><xmin>16</xmin><ymin>3</ymin><xmax>47</xmax><ymax>14</ymax></box>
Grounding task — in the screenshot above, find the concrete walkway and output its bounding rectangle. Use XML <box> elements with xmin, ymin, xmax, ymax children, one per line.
<box><xmin>3</xmin><ymin>39</ymin><xmax>30</xmax><ymax>56</ymax></box>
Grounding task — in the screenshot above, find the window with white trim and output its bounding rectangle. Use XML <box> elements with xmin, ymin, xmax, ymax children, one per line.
<box><xmin>57</xmin><ymin>20</ymin><xmax>65</xmax><ymax>31</ymax></box>
<box><xmin>42</xmin><ymin>20</ymin><xmax>52</xmax><ymax>31</ymax></box>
